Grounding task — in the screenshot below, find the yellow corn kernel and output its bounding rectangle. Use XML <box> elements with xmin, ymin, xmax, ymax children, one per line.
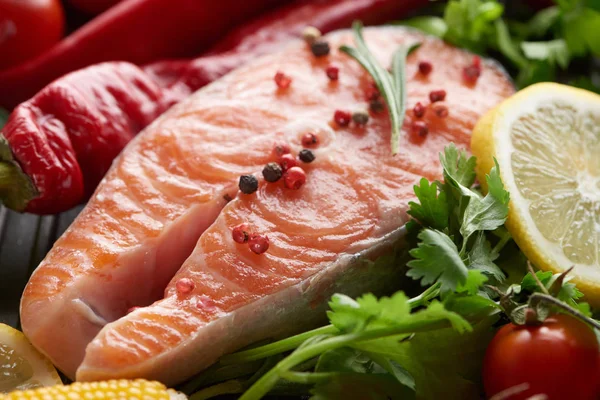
<box><xmin>0</xmin><ymin>380</ymin><xmax>185</xmax><ymax>400</ymax></box>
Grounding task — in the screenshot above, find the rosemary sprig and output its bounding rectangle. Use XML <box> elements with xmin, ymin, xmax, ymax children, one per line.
<box><xmin>340</xmin><ymin>21</ymin><xmax>420</xmax><ymax>154</ymax></box>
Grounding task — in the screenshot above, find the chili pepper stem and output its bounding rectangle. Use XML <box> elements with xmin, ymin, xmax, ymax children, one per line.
<box><xmin>0</xmin><ymin>157</ymin><xmax>37</xmax><ymax>212</ymax></box>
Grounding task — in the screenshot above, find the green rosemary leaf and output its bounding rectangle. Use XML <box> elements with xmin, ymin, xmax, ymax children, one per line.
<box><xmin>340</xmin><ymin>21</ymin><xmax>419</xmax><ymax>155</ymax></box>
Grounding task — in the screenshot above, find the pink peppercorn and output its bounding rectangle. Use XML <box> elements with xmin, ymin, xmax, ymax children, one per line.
<box><xmin>302</xmin><ymin>132</ymin><xmax>318</xmax><ymax>147</ymax></box>
<box><xmin>334</xmin><ymin>110</ymin><xmax>351</xmax><ymax>126</ymax></box>
<box><xmin>429</xmin><ymin>90</ymin><xmax>446</xmax><ymax>103</ymax></box>
<box><xmin>410</xmin><ymin>121</ymin><xmax>429</xmax><ymax>142</ymax></box>
<box><xmin>433</xmin><ymin>104</ymin><xmax>449</xmax><ymax>118</ymax></box>
<box><xmin>326</xmin><ymin>65</ymin><xmax>339</xmax><ymax>80</ymax></box>
<box><xmin>176</xmin><ymin>278</ymin><xmax>195</xmax><ymax>295</ymax></box>
<box><xmin>279</xmin><ymin>153</ymin><xmax>298</xmax><ymax>171</ymax></box>
<box><xmin>284</xmin><ymin>166</ymin><xmax>306</xmax><ymax>190</ymax></box>
<box><xmin>418</xmin><ymin>61</ymin><xmax>433</xmax><ymax>76</ymax></box>
<box><xmin>248</xmin><ymin>234</ymin><xmax>270</xmax><ymax>254</ymax></box>
<box><xmin>232</xmin><ymin>223</ymin><xmax>250</xmax><ymax>243</ymax></box>
<box><xmin>274</xmin><ymin>71</ymin><xmax>292</xmax><ymax>89</ymax></box>
<box><xmin>413</xmin><ymin>102</ymin><xmax>426</xmax><ymax>118</ymax></box>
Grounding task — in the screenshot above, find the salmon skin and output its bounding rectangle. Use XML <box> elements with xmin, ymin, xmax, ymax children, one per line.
<box><xmin>20</xmin><ymin>27</ymin><xmax>514</xmax><ymax>385</ymax></box>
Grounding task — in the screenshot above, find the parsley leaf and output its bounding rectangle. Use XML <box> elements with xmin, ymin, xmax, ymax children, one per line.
<box><xmin>407</xmin><ymin>229</ymin><xmax>468</xmax><ymax>293</ymax></box>
<box><xmin>407</xmin><ymin>178</ymin><xmax>449</xmax><ymax>231</ymax></box>
<box><xmin>440</xmin><ymin>144</ymin><xmax>477</xmax><ymax>189</ymax></box>
<box><xmin>459</xmin><ymin>160</ymin><xmax>510</xmax><ymax>243</ymax></box>
<box><xmin>468</xmin><ymin>232</ymin><xmax>505</xmax><ymax>281</ymax></box>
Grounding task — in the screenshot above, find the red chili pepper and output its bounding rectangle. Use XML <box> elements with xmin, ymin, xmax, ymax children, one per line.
<box><xmin>0</xmin><ymin>0</ymin><xmax>429</xmax><ymax>214</ymax></box>
<box><xmin>0</xmin><ymin>0</ymin><xmax>287</xmax><ymax>109</ymax></box>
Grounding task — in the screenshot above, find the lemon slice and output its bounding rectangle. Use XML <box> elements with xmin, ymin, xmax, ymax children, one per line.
<box><xmin>472</xmin><ymin>82</ymin><xmax>600</xmax><ymax>305</ymax></box>
<box><xmin>0</xmin><ymin>324</ymin><xmax>61</xmax><ymax>393</ymax></box>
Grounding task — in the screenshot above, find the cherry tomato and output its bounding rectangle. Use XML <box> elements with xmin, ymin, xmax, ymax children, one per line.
<box><xmin>67</xmin><ymin>0</ymin><xmax>122</xmax><ymax>15</ymax></box>
<box><xmin>0</xmin><ymin>0</ymin><xmax>65</xmax><ymax>70</ymax></box>
<box><xmin>483</xmin><ymin>314</ymin><xmax>600</xmax><ymax>400</ymax></box>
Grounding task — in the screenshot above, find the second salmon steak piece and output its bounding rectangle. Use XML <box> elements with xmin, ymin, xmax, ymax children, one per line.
<box><xmin>20</xmin><ymin>27</ymin><xmax>515</xmax><ymax>385</ymax></box>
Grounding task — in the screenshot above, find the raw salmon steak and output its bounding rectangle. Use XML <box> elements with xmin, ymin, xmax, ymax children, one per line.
<box><xmin>20</xmin><ymin>27</ymin><xmax>514</xmax><ymax>385</ymax></box>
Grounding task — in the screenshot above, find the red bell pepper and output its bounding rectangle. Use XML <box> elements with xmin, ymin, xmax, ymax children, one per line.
<box><xmin>0</xmin><ymin>0</ymin><xmax>429</xmax><ymax>215</ymax></box>
<box><xmin>0</xmin><ymin>0</ymin><xmax>286</xmax><ymax>109</ymax></box>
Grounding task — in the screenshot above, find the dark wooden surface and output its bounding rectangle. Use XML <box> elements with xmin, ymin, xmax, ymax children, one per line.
<box><xmin>0</xmin><ymin>206</ymin><xmax>83</xmax><ymax>328</ymax></box>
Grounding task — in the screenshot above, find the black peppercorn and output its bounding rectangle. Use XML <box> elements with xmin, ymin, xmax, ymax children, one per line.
<box><xmin>298</xmin><ymin>149</ymin><xmax>315</xmax><ymax>163</ymax></box>
<box><xmin>352</xmin><ymin>110</ymin><xmax>369</xmax><ymax>125</ymax></box>
<box><xmin>310</xmin><ymin>40</ymin><xmax>330</xmax><ymax>57</ymax></box>
<box><xmin>262</xmin><ymin>162</ymin><xmax>283</xmax><ymax>182</ymax></box>
<box><xmin>239</xmin><ymin>175</ymin><xmax>259</xmax><ymax>194</ymax></box>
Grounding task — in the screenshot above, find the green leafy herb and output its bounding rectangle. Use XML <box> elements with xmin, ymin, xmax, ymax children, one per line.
<box><xmin>401</xmin><ymin>0</ymin><xmax>600</xmax><ymax>89</ymax></box>
<box><xmin>407</xmin><ymin>229</ymin><xmax>468</xmax><ymax>292</ymax></box>
<box><xmin>340</xmin><ymin>21</ymin><xmax>419</xmax><ymax>154</ymax></box>
<box><xmin>239</xmin><ymin>293</ymin><xmax>469</xmax><ymax>399</ymax></box>
<box><xmin>407</xmin><ymin>178</ymin><xmax>449</xmax><ymax>231</ymax></box>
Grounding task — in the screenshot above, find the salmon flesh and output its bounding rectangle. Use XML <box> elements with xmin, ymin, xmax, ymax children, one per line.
<box><xmin>20</xmin><ymin>27</ymin><xmax>515</xmax><ymax>385</ymax></box>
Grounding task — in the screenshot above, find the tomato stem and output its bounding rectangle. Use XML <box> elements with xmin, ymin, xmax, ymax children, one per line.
<box><xmin>529</xmin><ymin>293</ymin><xmax>600</xmax><ymax>330</ymax></box>
<box><xmin>527</xmin><ymin>261</ymin><xmax>549</xmax><ymax>295</ymax></box>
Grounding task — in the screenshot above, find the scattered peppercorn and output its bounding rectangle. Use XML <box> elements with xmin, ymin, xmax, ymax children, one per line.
<box><xmin>410</xmin><ymin>121</ymin><xmax>429</xmax><ymax>140</ymax></box>
<box><xmin>298</xmin><ymin>149</ymin><xmax>315</xmax><ymax>163</ymax></box>
<box><xmin>232</xmin><ymin>223</ymin><xmax>250</xmax><ymax>243</ymax></box>
<box><xmin>284</xmin><ymin>166</ymin><xmax>307</xmax><ymax>189</ymax></box>
<box><xmin>176</xmin><ymin>278</ymin><xmax>195</xmax><ymax>295</ymax></box>
<box><xmin>418</xmin><ymin>61</ymin><xmax>433</xmax><ymax>76</ymax></box>
<box><xmin>302</xmin><ymin>26</ymin><xmax>321</xmax><ymax>43</ymax></box>
<box><xmin>326</xmin><ymin>65</ymin><xmax>339</xmax><ymax>81</ymax></box>
<box><xmin>462</xmin><ymin>56</ymin><xmax>482</xmax><ymax>83</ymax></box>
<box><xmin>310</xmin><ymin>40</ymin><xmax>330</xmax><ymax>57</ymax></box>
<box><xmin>413</xmin><ymin>102</ymin><xmax>426</xmax><ymax>118</ymax></box>
<box><xmin>302</xmin><ymin>132</ymin><xmax>319</xmax><ymax>147</ymax></box>
<box><xmin>334</xmin><ymin>110</ymin><xmax>351</xmax><ymax>126</ymax></box>
<box><xmin>272</xmin><ymin>142</ymin><xmax>291</xmax><ymax>158</ymax></box>
<box><xmin>274</xmin><ymin>71</ymin><xmax>292</xmax><ymax>89</ymax></box>
<box><xmin>262</xmin><ymin>162</ymin><xmax>283</xmax><ymax>182</ymax></box>
<box><xmin>433</xmin><ymin>104</ymin><xmax>449</xmax><ymax>118</ymax></box>
<box><xmin>369</xmin><ymin>99</ymin><xmax>385</xmax><ymax>113</ymax></box>
<box><xmin>429</xmin><ymin>89</ymin><xmax>447</xmax><ymax>103</ymax></box>
<box><xmin>239</xmin><ymin>174</ymin><xmax>259</xmax><ymax>194</ymax></box>
<box><xmin>248</xmin><ymin>234</ymin><xmax>270</xmax><ymax>254</ymax></box>
<box><xmin>279</xmin><ymin>153</ymin><xmax>298</xmax><ymax>171</ymax></box>
<box><xmin>352</xmin><ymin>110</ymin><xmax>369</xmax><ymax>125</ymax></box>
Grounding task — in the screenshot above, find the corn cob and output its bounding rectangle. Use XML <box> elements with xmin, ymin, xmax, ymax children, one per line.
<box><xmin>0</xmin><ymin>380</ymin><xmax>186</xmax><ymax>400</ymax></box>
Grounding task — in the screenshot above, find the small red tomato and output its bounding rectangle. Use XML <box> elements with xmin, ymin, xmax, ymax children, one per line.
<box><xmin>0</xmin><ymin>0</ymin><xmax>65</xmax><ymax>70</ymax></box>
<box><xmin>483</xmin><ymin>314</ymin><xmax>600</xmax><ymax>400</ymax></box>
<box><xmin>279</xmin><ymin>153</ymin><xmax>298</xmax><ymax>171</ymax></box>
